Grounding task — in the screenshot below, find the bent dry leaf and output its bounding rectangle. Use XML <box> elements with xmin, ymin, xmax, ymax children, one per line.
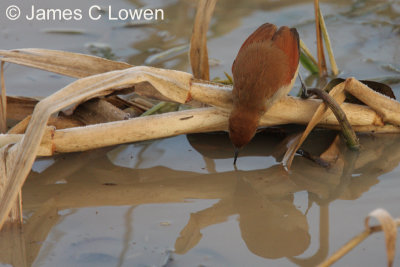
<box><xmin>359</xmin><ymin>80</ymin><xmax>396</xmax><ymax>100</ymax></box>
<box><xmin>345</xmin><ymin>78</ymin><xmax>400</xmax><ymax>125</ymax></box>
<box><xmin>345</xmin><ymin>80</ymin><xmax>395</xmax><ymax>105</ymax></box>
<box><xmin>326</xmin><ymin>78</ymin><xmax>395</xmax><ymax>105</ymax></box>
<box><xmin>0</xmin><ymin>49</ymin><xmax>132</xmax><ymax>78</ymax></box>
<box><xmin>319</xmin><ymin>208</ymin><xmax>399</xmax><ymax>267</ymax></box>
<box><xmin>365</xmin><ymin>209</ymin><xmax>397</xmax><ymax>267</ymax></box>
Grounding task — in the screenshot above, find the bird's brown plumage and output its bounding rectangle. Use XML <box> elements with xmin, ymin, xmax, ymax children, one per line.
<box><xmin>229</xmin><ymin>23</ymin><xmax>300</xmax><ymax>160</ymax></box>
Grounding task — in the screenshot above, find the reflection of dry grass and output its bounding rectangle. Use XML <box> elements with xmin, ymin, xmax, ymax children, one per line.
<box><xmin>16</xmin><ymin>133</ymin><xmax>400</xmax><ymax>266</ymax></box>
<box><xmin>0</xmin><ymin>130</ymin><xmax>396</xmax><ymax>266</ymax></box>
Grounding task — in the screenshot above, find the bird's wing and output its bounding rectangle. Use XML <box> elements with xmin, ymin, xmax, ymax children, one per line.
<box><xmin>232</xmin><ymin>23</ymin><xmax>277</xmax><ymax>73</ymax></box>
<box><xmin>272</xmin><ymin>26</ymin><xmax>300</xmax><ymax>84</ymax></box>
<box><xmin>232</xmin><ymin>24</ymin><xmax>299</xmax><ymax>84</ymax></box>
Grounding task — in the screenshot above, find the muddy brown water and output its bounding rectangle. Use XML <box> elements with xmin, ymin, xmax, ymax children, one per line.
<box><xmin>1</xmin><ymin>0</ymin><xmax>400</xmax><ymax>266</ymax></box>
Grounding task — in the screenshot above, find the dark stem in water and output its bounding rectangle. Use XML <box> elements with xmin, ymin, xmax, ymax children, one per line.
<box><xmin>307</xmin><ymin>88</ymin><xmax>360</xmax><ymax>150</ymax></box>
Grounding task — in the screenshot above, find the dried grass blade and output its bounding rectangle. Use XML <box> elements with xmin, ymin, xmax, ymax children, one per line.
<box><xmin>0</xmin><ymin>49</ymin><xmax>132</xmax><ymax>78</ymax></box>
<box><xmin>190</xmin><ymin>0</ymin><xmax>217</xmax><ymax>80</ymax></box>
<box><xmin>0</xmin><ymin>62</ymin><xmax>6</xmax><ymax>133</ymax></box>
<box><xmin>319</xmin><ymin>8</ymin><xmax>339</xmax><ymax>75</ymax></box>
<box><xmin>0</xmin><ymin>107</ymin><xmax>229</xmax><ymax>156</ymax></box>
<box><xmin>314</xmin><ymin>0</ymin><xmax>327</xmax><ymax>76</ymax></box>
<box><xmin>345</xmin><ymin>78</ymin><xmax>400</xmax><ymax>125</ymax></box>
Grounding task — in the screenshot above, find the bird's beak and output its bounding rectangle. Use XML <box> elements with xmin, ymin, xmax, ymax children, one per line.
<box><xmin>233</xmin><ymin>146</ymin><xmax>240</xmax><ymax>165</ymax></box>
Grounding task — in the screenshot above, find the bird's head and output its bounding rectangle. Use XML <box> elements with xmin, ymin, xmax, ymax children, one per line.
<box><xmin>229</xmin><ymin>107</ymin><xmax>261</xmax><ymax>151</ymax></box>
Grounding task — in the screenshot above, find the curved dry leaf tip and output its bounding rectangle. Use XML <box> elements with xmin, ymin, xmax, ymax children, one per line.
<box><xmin>365</xmin><ymin>208</ymin><xmax>397</xmax><ymax>267</ymax></box>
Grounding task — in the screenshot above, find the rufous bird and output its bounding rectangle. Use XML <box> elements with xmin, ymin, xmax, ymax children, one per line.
<box><xmin>229</xmin><ymin>23</ymin><xmax>300</xmax><ymax>164</ymax></box>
